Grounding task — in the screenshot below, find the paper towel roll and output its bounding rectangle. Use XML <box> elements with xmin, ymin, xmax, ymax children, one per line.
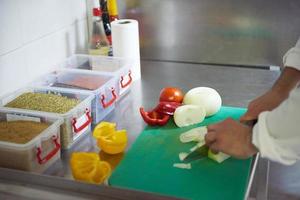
<box><xmin>111</xmin><ymin>19</ymin><xmax>141</xmax><ymax>81</ymax></box>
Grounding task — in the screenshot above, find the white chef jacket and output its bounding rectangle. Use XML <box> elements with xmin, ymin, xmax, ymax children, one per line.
<box><xmin>252</xmin><ymin>38</ymin><xmax>300</xmax><ymax>165</ymax></box>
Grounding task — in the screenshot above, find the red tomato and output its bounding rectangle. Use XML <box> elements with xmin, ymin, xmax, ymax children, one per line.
<box><xmin>159</xmin><ymin>87</ymin><xmax>184</xmax><ymax>103</ymax></box>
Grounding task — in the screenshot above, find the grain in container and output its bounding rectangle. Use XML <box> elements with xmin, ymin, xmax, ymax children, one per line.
<box><xmin>0</xmin><ymin>87</ymin><xmax>94</xmax><ymax>149</ymax></box>
<box><xmin>0</xmin><ymin>108</ymin><xmax>63</xmax><ymax>173</ymax></box>
<box><xmin>32</xmin><ymin>69</ymin><xmax>118</xmax><ymax>124</ymax></box>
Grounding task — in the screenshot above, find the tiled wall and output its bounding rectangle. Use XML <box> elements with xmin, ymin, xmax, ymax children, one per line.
<box><xmin>0</xmin><ymin>0</ymin><xmax>89</xmax><ymax>96</ymax></box>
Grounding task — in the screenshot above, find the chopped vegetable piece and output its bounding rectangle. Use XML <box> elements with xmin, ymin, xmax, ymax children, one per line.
<box><xmin>208</xmin><ymin>150</ymin><xmax>230</xmax><ymax>163</ymax></box>
<box><xmin>153</xmin><ymin>101</ymin><xmax>182</xmax><ymax>115</ymax></box>
<box><xmin>99</xmin><ymin>151</ymin><xmax>124</xmax><ymax>170</ymax></box>
<box><xmin>190</xmin><ymin>141</ymin><xmax>205</xmax><ymax>152</ymax></box>
<box><xmin>93</xmin><ymin>121</ymin><xmax>116</xmax><ymax>138</ymax></box>
<box><xmin>173</xmin><ymin>163</ymin><xmax>191</xmax><ymax>169</ymax></box>
<box><xmin>98</xmin><ymin>130</ymin><xmax>128</xmax><ymax>154</ymax></box>
<box><xmin>70</xmin><ymin>152</ymin><xmax>111</xmax><ymax>184</ymax></box>
<box><xmin>93</xmin><ymin>122</ymin><xmax>128</xmax><ymax>155</ymax></box>
<box><xmin>139</xmin><ymin>107</ymin><xmax>170</xmax><ymax>126</ymax></box>
<box><xmin>179</xmin><ymin>152</ymin><xmax>189</xmax><ymax>161</ymax></box>
<box><xmin>173</xmin><ymin>105</ymin><xmax>206</xmax><ymax>127</ymax></box>
<box><xmin>179</xmin><ymin>126</ymin><xmax>207</xmax><ymax>143</ymax></box>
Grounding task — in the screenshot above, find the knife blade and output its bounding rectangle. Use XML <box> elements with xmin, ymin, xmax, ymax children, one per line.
<box><xmin>182</xmin><ymin>144</ymin><xmax>209</xmax><ymax>163</ymax></box>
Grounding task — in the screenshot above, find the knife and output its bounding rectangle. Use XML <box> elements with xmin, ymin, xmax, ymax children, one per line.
<box><xmin>182</xmin><ymin>143</ymin><xmax>209</xmax><ymax>163</ymax></box>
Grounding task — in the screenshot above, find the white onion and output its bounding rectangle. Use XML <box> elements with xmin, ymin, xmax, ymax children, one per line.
<box><xmin>173</xmin><ymin>105</ymin><xmax>206</xmax><ymax>127</ymax></box>
<box><xmin>179</xmin><ymin>126</ymin><xmax>207</xmax><ymax>143</ymax></box>
<box><xmin>183</xmin><ymin>87</ymin><xmax>222</xmax><ymax>116</ymax></box>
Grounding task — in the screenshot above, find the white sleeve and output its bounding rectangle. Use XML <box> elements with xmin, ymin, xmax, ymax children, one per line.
<box><xmin>252</xmin><ymin>38</ymin><xmax>300</xmax><ymax>165</ymax></box>
<box><xmin>252</xmin><ymin>88</ymin><xmax>300</xmax><ymax>165</ymax></box>
<box><xmin>283</xmin><ymin>37</ymin><xmax>300</xmax><ymax>70</ymax></box>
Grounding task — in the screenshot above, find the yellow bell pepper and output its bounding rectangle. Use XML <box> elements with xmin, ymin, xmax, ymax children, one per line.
<box><xmin>99</xmin><ymin>151</ymin><xmax>124</xmax><ymax>170</ymax></box>
<box><xmin>93</xmin><ymin>121</ymin><xmax>116</xmax><ymax>138</ymax></box>
<box><xmin>70</xmin><ymin>152</ymin><xmax>111</xmax><ymax>184</ymax></box>
<box><xmin>93</xmin><ymin>122</ymin><xmax>128</xmax><ymax>154</ymax></box>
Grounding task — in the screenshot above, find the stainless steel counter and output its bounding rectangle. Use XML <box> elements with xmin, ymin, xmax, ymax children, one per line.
<box><xmin>0</xmin><ymin>60</ymin><xmax>280</xmax><ymax>199</ymax></box>
<box><xmin>118</xmin><ymin>0</ymin><xmax>300</xmax><ymax>67</ymax></box>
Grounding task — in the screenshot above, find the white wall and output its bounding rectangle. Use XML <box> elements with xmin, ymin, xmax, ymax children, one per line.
<box><xmin>0</xmin><ymin>0</ymin><xmax>89</xmax><ymax>96</ymax></box>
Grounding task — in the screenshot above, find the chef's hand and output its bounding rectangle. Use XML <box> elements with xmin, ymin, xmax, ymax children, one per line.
<box><xmin>240</xmin><ymin>89</ymin><xmax>287</xmax><ymax>122</ymax></box>
<box><xmin>205</xmin><ymin>118</ymin><xmax>258</xmax><ymax>159</ymax></box>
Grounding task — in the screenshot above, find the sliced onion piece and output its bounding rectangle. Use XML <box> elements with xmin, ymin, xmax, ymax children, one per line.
<box><xmin>173</xmin><ymin>163</ymin><xmax>191</xmax><ymax>169</ymax></box>
<box><xmin>180</xmin><ymin>126</ymin><xmax>208</xmax><ymax>143</ymax></box>
<box><xmin>174</xmin><ymin>105</ymin><xmax>206</xmax><ymax>128</ymax></box>
<box><xmin>190</xmin><ymin>141</ymin><xmax>205</xmax><ymax>152</ymax></box>
<box><xmin>208</xmin><ymin>149</ymin><xmax>230</xmax><ymax>163</ymax></box>
<box><xmin>179</xmin><ymin>152</ymin><xmax>189</xmax><ymax>161</ymax></box>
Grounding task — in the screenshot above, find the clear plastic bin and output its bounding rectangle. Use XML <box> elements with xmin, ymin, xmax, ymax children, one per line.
<box><xmin>0</xmin><ymin>108</ymin><xmax>63</xmax><ymax>173</ymax></box>
<box><xmin>0</xmin><ymin>87</ymin><xmax>94</xmax><ymax>149</ymax></box>
<box><xmin>59</xmin><ymin>54</ymin><xmax>133</xmax><ymax>98</ymax></box>
<box><xmin>32</xmin><ymin>69</ymin><xmax>118</xmax><ymax>124</ymax></box>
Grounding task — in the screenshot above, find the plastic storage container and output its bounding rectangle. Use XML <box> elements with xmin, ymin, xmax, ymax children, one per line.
<box><xmin>0</xmin><ymin>108</ymin><xmax>63</xmax><ymax>173</ymax></box>
<box><xmin>59</xmin><ymin>54</ymin><xmax>133</xmax><ymax>98</ymax></box>
<box><xmin>32</xmin><ymin>69</ymin><xmax>118</xmax><ymax>124</ymax></box>
<box><xmin>0</xmin><ymin>87</ymin><xmax>94</xmax><ymax>149</ymax></box>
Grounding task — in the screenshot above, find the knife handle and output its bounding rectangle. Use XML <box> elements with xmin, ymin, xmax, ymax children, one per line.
<box><xmin>243</xmin><ymin>119</ymin><xmax>258</xmax><ymax>127</ymax></box>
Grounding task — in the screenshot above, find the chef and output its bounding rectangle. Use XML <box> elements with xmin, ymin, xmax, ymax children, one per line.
<box><xmin>205</xmin><ymin>38</ymin><xmax>300</xmax><ymax>165</ymax></box>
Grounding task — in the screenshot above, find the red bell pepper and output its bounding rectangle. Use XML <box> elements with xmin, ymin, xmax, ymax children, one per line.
<box><xmin>153</xmin><ymin>101</ymin><xmax>182</xmax><ymax>115</ymax></box>
<box><xmin>139</xmin><ymin>107</ymin><xmax>170</xmax><ymax>126</ymax></box>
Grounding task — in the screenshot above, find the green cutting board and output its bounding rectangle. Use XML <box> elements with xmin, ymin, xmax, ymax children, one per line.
<box><xmin>109</xmin><ymin>106</ymin><xmax>252</xmax><ymax>200</ymax></box>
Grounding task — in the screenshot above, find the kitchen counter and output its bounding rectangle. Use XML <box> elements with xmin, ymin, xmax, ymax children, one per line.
<box><xmin>0</xmin><ymin>60</ymin><xmax>280</xmax><ymax>199</ymax></box>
